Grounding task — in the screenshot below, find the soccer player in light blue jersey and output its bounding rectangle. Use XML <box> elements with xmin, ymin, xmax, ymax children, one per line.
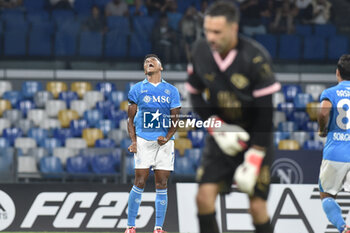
<box><xmin>318</xmin><ymin>54</ymin><xmax>350</xmax><ymax>233</ymax></box>
<box><xmin>124</xmin><ymin>54</ymin><xmax>181</xmax><ymax>233</ymax></box>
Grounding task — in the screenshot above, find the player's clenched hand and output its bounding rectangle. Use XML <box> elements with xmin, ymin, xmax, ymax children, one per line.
<box><xmin>234</xmin><ymin>147</ymin><xmax>265</xmax><ymax>195</ymax></box>
<box><xmin>128</xmin><ymin>141</ymin><xmax>137</xmax><ymax>153</ymax></box>
<box><xmin>208</xmin><ymin>117</ymin><xmax>249</xmax><ymax>156</ymax></box>
<box><xmin>157</xmin><ymin>136</ymin><xmax>168</xmax><ymax>146</ymax></box>
<box><xmin>318</xmin><ymin>129</ymin><xmax>327</xmax><ymax>137</ymax></box>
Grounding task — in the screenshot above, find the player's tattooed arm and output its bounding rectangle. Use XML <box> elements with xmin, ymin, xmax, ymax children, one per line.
<box><xmin>128</xmin><ymin>103</ymin><xmax>138</xmax><ymax>152</ymax></box>
<box><xmin>318</xmin><ymin>99</ymin><xmax>332</xmax><ymax>137</ymax></box>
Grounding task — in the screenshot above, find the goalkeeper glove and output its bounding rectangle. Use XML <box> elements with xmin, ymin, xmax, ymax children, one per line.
<box><xmin>234</xmin><ymin>147</ymin><xmax>265</xmax><ymax>195</ymax></box>
<box><xmin>208</xmin><ymin>117</ymin><xmax>249</xmax><ymax>156</ymax></box>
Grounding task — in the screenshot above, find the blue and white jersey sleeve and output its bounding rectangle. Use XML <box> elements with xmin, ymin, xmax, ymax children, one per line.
<box><xmin>128</xmin><ymin>84</ymin><xmax>139</xmax><ymax>104</ymax></box>
<box><xmin>170</xmin><ymin>87</ymin><xmax>181</xmax><ymax>109</ymax></box>
<box><xmin>320</xmin><ymin>89</ymin><xmax>331</xmax><ymax>103</ymax></box>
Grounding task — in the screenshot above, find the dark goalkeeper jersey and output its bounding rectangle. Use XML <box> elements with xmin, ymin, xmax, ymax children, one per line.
<box><xmin>186</xmin><ymin>35</ymin><xmax>281</xmax><ymax>146</ymax></box>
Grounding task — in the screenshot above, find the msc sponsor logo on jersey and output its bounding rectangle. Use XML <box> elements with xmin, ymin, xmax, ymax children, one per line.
<box><xmin>0</xmin><ymin>190</ymin><xmax>16</xmax><ymax>231</ymax></box>
<box><xmin>143</xmin><ymin>95</ymin><xmax>170</xmax><ymax>104</ymax></box>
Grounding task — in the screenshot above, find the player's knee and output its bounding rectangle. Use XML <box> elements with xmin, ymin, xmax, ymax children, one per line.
<box><xmin>134</xmin><ymin>178</ymin><xmax>147</xmax><ymax>189</ymax></box>
<box><xmin>249</xmin><ymin>198</ymin><xmax>267</xmax><ymax>217</ymax></box>
<box><xmin>155</xmin><ymin>179</ymin><xmax>168</xmax><ymax>189</ymax></box>
<box><xmin>196</xmin><ymin>191</ymin><xmax>212</xmax><ymax>209</ymax></box>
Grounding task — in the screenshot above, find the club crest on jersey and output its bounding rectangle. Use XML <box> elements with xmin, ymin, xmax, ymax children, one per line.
<box><xmin>230</xmin><ymin>73</ymin><xmax>249</xmax><ymax>89</ymax></box>
<box><xmin>204</xmin><ymin>73</ymin><xmax>215</xmax><ymax>82</ymax></box>
<box><xmin>143</xmin><ymin>95</ymin><xmax>151</xmax><ymax>103</ymax></box>
<box><xmin>164</xmin><ymin>89</ymin><xmax>170</xmax><ymax>95</ymax></box>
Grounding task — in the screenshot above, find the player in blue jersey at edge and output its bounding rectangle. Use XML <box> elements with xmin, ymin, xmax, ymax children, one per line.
<box><xmin>125</xmin><ymin>54</ymin><xmax>181</xmax><ymax>233</ymax></box>
<box><xmin>318</xmin><ymin>54</ymin><xmax>350</xmax><ymax>233</ymax></box>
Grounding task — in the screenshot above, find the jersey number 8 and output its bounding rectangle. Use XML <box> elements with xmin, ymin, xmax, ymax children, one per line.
<box><xmin>336</xmin><ymin>99</ymin><xmax>350</xmax><ymax>130</ymax></box>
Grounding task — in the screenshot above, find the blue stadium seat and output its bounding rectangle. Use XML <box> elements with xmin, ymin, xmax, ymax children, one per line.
<box><xmin>15</xmin><ymin>119</ymin><xmax>34</xmax><ymax>136</ymax></box>
<box><xmin>70</xmin><ymin>119</ymin><xmax>88</xmax><ymax>137</ymax></box>
<box><xmin>28</xmin><ymin>31</ymin><xmax>52</xmax><ymax>56</ymax></box>
<box><xmin>184</xmin><ymin>148</ymin><xmax>202</xmax><ymax>168</ymax></box>
<box><xmin>107</xmin><ymin>109</ymin><xmax>127</xmax><ymax>127</ymax></box>
<box><xmin>5</xmin><ymin>18</ymin><xmax>29</xmax><ymax>33</ymax></box>
<box><xmin>124</xmin><ymin>82</ymin><xmax>135</xmax><ymax>97</ymax></box>
<box><xmin>34</xmin><ymin>91</ymin><xmax>54</xmax><ymax>108</ymax></box>
<box><xmin>31</xmin><ymin>21</ymin><xmax>55</xmax><ymax>35</ymax></box>
<box><xmin>132</xmin><ymin>16</ymin><xmax>155</xmax><ymax>39</ymax></box>
<box><xmin>53</xmin><ymin>128</ymin><xmax>73</xmax><ymax>145</ymax></box>
<box><xmin>282</xmin><ymin>84</ymin><xmax>302</xmax><ymax>102</ymax></box>
<box><xmin>0</xmin><ymin>148</ymin><xmax>15</xmax><ymax>180</ymax></box>
<box><xmin>187</xmin><ymin>130</ymin><xmax>206</xmax><ymax>148</ymax></box>
<box><xmin>3</xmin><ymin>91</ymin><xmax>22</xmax><ymax>107</ymax></box>
<box><xmin>97</xmin><ymin>119</ymin><xmax>116</xmax><ymax>136</ymax></box>
<box><xmin>174</xmin><ymin>150</ymin><xmax>196</xmax><ymax>175</ymax></box>
<box><xmin>40</xmin><ymin>156</ymin><xmax>63</xmax><ymax>174</ymax></box>
<box><xmin>254</xmin><ymin>34</ymin><xmax>277</xmax><ymax>59</ymax></box>
<box><xmin>274</xmin><ymin>131</ymin><xmax>290</xmax><ymax>147</ymax></box>
<box><xmin>22</xmin><ymin>81</ymin><xmax>43</xmax><ymax>99</ymax></box>
<box><xmin>27</xmin><ymin>12</ymin><xmax>50</xmax><ymax>24</ymax></box>
<box><xmin>58</xmin><ymin>91</ymin><xmax>78</xmax><ymax>108</ymax></box>
<box><xmin>96</xmin><ymin>82</ymin><xmax>116</xmax><ymax>98</ymax></box>
<box><xmin>74</xmin><ymin>0</ymin><xmax>94</xmax><ymax>14</ymax></box>
<box><xmin>84</xmin><ymin>109</ymin><xmax>103</xmax><ymax>127</ymax></box>
<box><xmin>177</xmin><ymin>0</ymin><xmax>200</xmax><ymax>13</ymax></box>
<box><xmin>108</xmin><ymin>91</ymin><xmax>125</xmax><ymax>108</ymax></box>
<box><xmin>314</xmin><ymin>24</ymin><xmax>336</xmax><ymax>38</ymax></box>
<box><xmin>125</xmin><ymin>154</ymin><xmax>134</xmax><ymax>175</ymax></box>
<box><xmin>291</xmin><ymin>111</ymin><xmax>310</xmax><ymax>130</ymax></box>
<box><xmin>295</xmin><ymin>24</ymin><xmax>312</xmax><ymax>36</ymax></box>
<box><xmin>303</xmin><ymin>140</ymin><xmax>323</xmax><ymax>150</ymax></box>
<box><xmin>120</xmin><ymin>138</ymin><xmax>131</xmax><ymax>150</ymax></box>
<box><xmin>2</xmin><ymin>9</ymin><xmax>25</xmax><ymax>22</ymax></box>
<box><xmin>4</xmin><ymin>32</ymin><xmax>27</xmax><ymax>56</ymax></box>
<box><xmin>55</xmin><ymin>31</ymin><xmax>78</xmax><ymax>57</ymax></box>
<box><xmin>303</xmin><ymin>36</ymin><xmax>326</xmax><ymax>60</ymax></box>
<box><xmin>23</xmin><ymin>0</ymin><xmax>47</xmax><ymax>12</ymax></box>
<box><xmin>56</xmin><ymin>20</ymin><xmax>81</xmax><ymax>34</ymax></box>
<box><xmin>328</xmin><ymin>36</ymin><xmax>349</xmax><ymax>60</ymax></box>
<box><xmin>302</xmin><ymin>121</ymin><xmax>318</xmax><ymax>134</ymax></box>
<box><xmin>293</xmin><ymin>93</ymin><xmax>313</xmax><ymax>111</ymax></box>
<box><xmin>104</xmin><ymin>31</ymin><xmax>127</xmax><ymax>58</ymax></box>
<box><xmin>277</xmin><ymin>121</ymin><xmax>297</xmax><ymax>132</ymax></box>
<box><xmin>79</xmin><ymin>31</ymin><xmax>103</xmax><ymax>57</ymax></box>
<box><xmin>129</xmin><ymin>33</ymin><xmax>151</xmax><ymax>58</ymax></box>
<box><xmin>106</xmin><ymin>16</ymin><xmax>130</xmax><ymax>35</ymax></box>
<box><xmin>96</xmin><ymin>100</ymin><xmax>114</xmax><ymax>118</ymax></box>
<box><xmin>91</xmin><ymin>154</ymin><xmax>118</xmax><ymax>173</ymax></box>
<box><xmin>43</xmin><ymin>138</ymin><xmax>62</xmax><ymax>155</ymax></box>
<box><xmin>51</xmin><ymin>10</ymin><xmax>75</xmax><ymax>24</ymax></box>
<box><xmin>167</xmin><ymin>12</ymin><xmax>182</xmax><ymax>31</ymax></box>
<box><xmin>66</xmin><ymin>155</ymin><xmax>91</xmax><ymax>173</ymax></box>
<box><xmin>18</xmin><ymin>100</ymin><xmax>35</xmax><ymax>117</ymax></box>
<box><xmin>2</xmin><ymin>127</ymin><xmax>22</xmax><ymax>146</ymax></box>
<box><xmin>108</xmin><ymin>129</ymin><xmax>126</xmax><ymax>147</ymax></box>
<box><xmin>0</xmin><ymin>138</ymin><xmax>10</xmax><ymax>148</ymax></box>
<box><xmin>28</xmin><ymin>128</ymin><xmax>48</xmax><ymax>146</ymax></box>
<box><xmin>277</xmin><ymin>102</ymin><xmax>295</xmax><ymax>120</ymax></box>
<box><xmin>278</xmin><ymin>35</ymin><xmax>301</xmax><ymax>60</ymax></box>
<box><xmin>95</xmin><ymin>139</ymin><xmax>116</xmax><ymax>148</ymax></box>
<box><xmin>93</xmin><ymin>0</ymin><xmax>110</xmax><ymax>10</ymax></box>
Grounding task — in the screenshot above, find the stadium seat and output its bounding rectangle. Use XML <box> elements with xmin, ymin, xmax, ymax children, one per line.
<box><xmin>96</xmin><ymin>100</ymin><xmax>114</xmax><ymax>118</ymax></box>
<box><xmin>0</xmin><ymin>138</ymin><xmax>10</xmax><ymax>148</ymax></box>
<box><xmin>46</xmin><ymin>81</ymin><xmax>68</xmax><ymax>99</ymax></box>
<box><xmin>45</xmin><ymin>100</ymin><xmax>67</xmax><ymax>117</ymax></box>
<box><xmin>274</xmin><ymin>131</ymin><xmax>290</xmax><ymax>147</ymax></box>
<box><xmin>120</xmin><ymin>137</ymin><xmax>131</xmax><ymax>150</ymax></box>
<box><xmin>132</xmin><ymin>16</ymin><xmax>155</xmax><ymax>40</ymax></box>
<box><xmin>278</xmin><ymin>139</ymin><xmax>300</xmax><ymax>150</ymax></box>
<box><xmin>40</xmin><ymin>156</ymin><xmax>63</xmax><ymax>174</ymax></box>
<box><xmin>43</xmin><ymin>138</ymin><xmax>62</xmax><ymax>155</ymax></box>
<box><xmin>0</xmin><ymin>81</ymin><xmax>12</xmax><ymax>98</ymax></box>
<box><xmin>184</xmin><ymin>148</ymin><xmax>202</xmax><ymax>168</ymax></box>
<box><xmin>71</xmin><ymin>82</ymin><xmax>92</xmax><ymax>99</ymax></box>
<box><xmin>74</xmin><ymin>0</ymin><xmax>94</xmax><ymax>14</ymax></box>
<box><xmin>21</xmin><ymin>81</ymin><xmax>43</xmax><ymax>99</ymax></box>
<box><xmin>108</xmin><ymin>129</ymin><xmax>127</xmax><ymax>146</ymax></box>
<box><xmin>303</xmin><ymin>121</ymin><xmax>318</xmax><ymax>134</ymax></box>
<box><xmin>91</xmin><ymin>154</ymin><xmax>118</xmax><ymax>174</ymax></box>
<box><xmin>18</xmin><ymin>155</ymin><xmax>38</xmax><ymax>173</ymax></box>
<box><xmin>0</xmin><ymin>100</ymin><xmax>11</xmax><ymax>117</ymax></box>
<box><xmin>314</xmin><ymin>24</ymin><xmax>336</xmax><ymax>38</ymax></box>
<box><xmin>3</xmin><ymin>110</ymin><xmax>22</xmax><ymax>125</ymax></box>
<box><xmin>4</xmin><ymin>33</ymin><xmax>28</xmax><ymax>57</ymax></box>
<box><xmin>104</xmin><ymin>31</ymin><xmax>128</xmax><ymax>58</ymax></box>
<box><xmin>27</xmin><ymin>109</ymin><xmax>47</xmax><ymax>127</ymax></box>
<box><xmin>53</xmin><ymin>128</ymin><xmax>74</xmax><ymax>145</ymax></box>
<box><xmin>23</xmin><ymin>0</ymin><xmax>47</xmax><ymax>12</ymax></box>
<box><xmin>53</xmin><ymin>147</ymin><xmax>79</xmax><ymax>166</ymax></box>
<box><xmin>293</xmin><ymin>93</ymin><xmax>313</xmax><ymax>111</ymax></box>
<box><xmin>27</xmin><ymin>148</ymin><xmax>49</xmax><ymax>163</ymax></box>
<box><xmin>277</xmin><ymin>102</ymin><xmax>295</xmax><ymax>120</ymax></box>
<box><xmin>96</xmin><ymin>82</ymin><xmax>116</xmax><ymax>98</ymax></box>
<box><xmin>66</xmin><ymin>155</ymin><xmax>91</xmax><ymax>173</ymax></box>
<box><xmin>278</xmin><ymin>35</ymin><xmax>301</xmax><ymax>60</ymax></box>
<box><xmin>303</xmin><ymin>140</ymin><xmax>323</xmax><ymax>150</ymax></box>
<box><xmin>303</xmin><ymin>36</ymin><xmax>326</xmax><ymax>60</ymax></box>
<box><xmin>18</xmin><ymin>100</ymin><xmax>35</xmax><ymax>117</ymax></box>
<box><xmin>70</xmin><ymin>119</ymin><xmax>88</xmax><ymax>137</ymax></box>
<box><xmin>95</xmin><ymin>138</ymin><xmax>116</xmax><ymax>148</ymax></box>
<box><xmin>26</xmin><ymin>12</ymin><xmax>49</xmax><ymax>23</ymax></box>
<box><xmin>108</xmin><ymin>91</ymin><xmax>125</xmax><ymax>108</ymax></box>
<box><xmin>305</xmin><ymin>84</ymin><xmax>326</xmax><ymax>101</ymax></box>
<box><xmin>14</xmin><ymin>137</ymin><xmax>37</xmax><ymax>154</ymax></box>
<box><xmin>84</xmin><ymin>109</ymin><xmax>103</xmax><ymax>127</ymax></box>
<box><xmin>119</xmin><ymin>119</ymin><xmax>128</xmax><ymax>133</ymax></box>
<box><xmin>306</xmin><ymin>102</ymin><xmax>320</xmax><ymax>121</ymax></box>
<box><xmin>97</xmin><ymin>119</ymin><xmax>116</xmax><ymax>136</ymax></box>
<box><xmin>79</xmin><ymin>31</ymin><xmax>103</xmax><ymax>57</ymax></box>
<box><xmin>65</xmin><ymin>138</ymin><xmax>88</xmax><ymax>149</ymax></box>
<box><xmin>34</xmin><ymin>91</ymin><xmax>54</xmax><ymax>108</ymax></box>
<box><xmin>314</xmin><ymin>131</ymin><xmax>327</xmax><ymax>144</ymax></box>
<box><xmin>2</xmin><ymin>127</ymin><xmax>22</xmax><ymax>146</ymax></box>
<box><xmin>187</xmin><ymin>130</ymin><xmax>206</xmax><ymax>148</ymax></box>
<box><xmin>28</xmin><ymin>128</ymin><xmax>48</xmax><ymax>146</ymax></box>
<box><xmin>55</xmin><ymin>31</ymin><xmax>78</xmax><ymax>57</ymax></box>
<box><xmin>28</xmin><ymin>30</ymin><xmax>53</xmax><ymax>56</ymax></box>
<box><xmin>290</xmin><ymin>131</ymin><xmax>310</xmax><ymax>148</ymax></box>
<box><xmin>40</xmin><ymin>118</ymin><xmax>61</xmax><ymax>130</ymax></box>
<box><xmin>58</xmin><ymin>91</ymin><xmax>79</xmax><ymax>108</ymax></box>
<box><xmin>278</xmin><ymin>121</ymin><xmax>297</xmax><ymax>132</ymax></box>
<box><xmin>129</xmin><ymin>33</ymin><xmax>151</xmax><ymax>58</ymax></box>
<box><xmin>82</xmin><ymin>128</ymin><xmax>104</xmax><ymax>147</ymax></box>
<box><xmin>70</xmin><ymin>100</ymin><xmax>88</xmax><ymax>117</ymax></box>
<box><xmin>58</xmin><ymin>109</ymin><xmax>79</xmax><ymax>128</ymax></box>
<box><xmin>328</xmin><ymin>36</ymin><xmax>349</xmax><ymax>60</ymax></box>
<box><xmin>174</xmin><ymin>150</ymin><xmax>196</xmax><ymax>175</ymax></box>
<box><xmin>83</xmin><ymin>91</ymin><xmax>104</xmax><ymax>109</ymax></box>
<box><xmin>291</xmin><ymin>111</ymin><xmax>310</xmax><ymax>130</ymax></box>
<box><xmin>273</xmin><ymin>111</ymin><xmax>286</xmax><ymax>129</ymax></box>
<box><xmin>0</xmin><ymin>119</ymin><xmax>10</xmax><ymax>136</ymax></box>
<box><xmin>254</xmin><ymin>34</ymin><xmax>277</xmax><ymax>59</ymax></box>
<box><xmin>295</xmin><ymin>24</ymin><xmax>312</xmax><ymax>36</ymax></box>
<box><xmin>3</xmin><ymin>91</ymin><xmax>22</xmax><ymax>108</ymax></box>
<box><xmin>0</xmin><ymin>148</ymin><xmax>15</xmax><ymax>180</ymax></box>
<box><xmin>282</xmin><ymin>84</ymin><xmax>302</xmax><ymax>102</ymax></box>
<box><xmin>119</xmin><ymin>100</ymin><xmax>129</xmax><ymax>112</ymax></box>
<box><xmin>31</xmin><ymin>21</ymin><xmax>55</xmax><ymax>35</ymax></box>
<box><xmin>14</xmin><ymin>119</ymin><xmax>34</xmax><ymax>136</ymax></box>
<box><xmin>51</xmin><ymin>10</ymin><xmax>75</xmax><ymax>24</ymax></box>
<box><xmin>174</xmin><ymin>138</ymin><xmax>192</xmax><ymax>156</ymax></box>
<box><xmin>106</xmin><ymin>16</ymin><xmax>130</xmax><ymax>35</ymax></box>
<box><xmin>125</xmin><ymin>153</ymin><xmax>134</xmax><ymax>175</ymax></box>
<box><xmin>107</xmin><ymin>109</ymin><xmax>127</xmax><ymax>127</ymax></box>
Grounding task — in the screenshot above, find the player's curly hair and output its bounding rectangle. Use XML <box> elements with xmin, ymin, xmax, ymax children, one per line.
<box><xmin>205</xmin><ymin>1</ymin><xmax>239</xmax><ymax>23</ymax></box>
<box><xmin>337</xmin><ymin>54</ymin><xmax>350</xmax><ymax>80</ymax></box>
<box><xmin>144</xmin><ymin>54</ymin><xmax>162</xmax><ymax>65</ymax></box>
